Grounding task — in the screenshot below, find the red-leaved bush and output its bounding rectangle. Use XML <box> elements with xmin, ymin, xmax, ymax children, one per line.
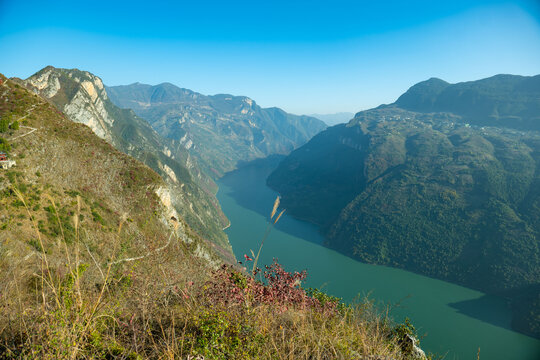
<box><xmin>206</xmin><ymin>259</ymin><xmax>339</xmax><ymax>314</ymax></box>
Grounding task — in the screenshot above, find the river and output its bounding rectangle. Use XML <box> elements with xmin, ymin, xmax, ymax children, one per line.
<box><xmin>216</xmin><ymin>159</ymin><xmax>540</xmax><ymax>360</ymax></box>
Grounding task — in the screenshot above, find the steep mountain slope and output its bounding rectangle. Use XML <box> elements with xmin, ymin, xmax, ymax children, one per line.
<box><xmin>18</xmin><ymin>66</ymin><xmax>230</xmax><ymax>251</ymax></box>
<box><xmin>0</xmin><ymin>72</ymin><xmax>224</xmax><ymax>306</ymax></box>
<box><xmin>267</xmin><ymin>74</ymin><xmax>540</xmax><ymax>338</ymax></box>
<box><xmin>106</xmin><ymin>82</ymin><xmax>327</xmax><ymax>177</ymax></box>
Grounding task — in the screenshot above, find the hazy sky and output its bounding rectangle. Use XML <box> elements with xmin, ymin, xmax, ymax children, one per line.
<box><xmin>1</xmin><ymin>0</ymin><xmax>539</xmax><ymax>114</ymax></box>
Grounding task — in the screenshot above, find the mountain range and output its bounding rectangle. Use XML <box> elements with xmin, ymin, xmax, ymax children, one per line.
<box><xmin>267</xmin><ymin>74</ymin><xmax>540</xmax><ymax>338</ymax></box>
<box><xmin>106</xmin><ymin>82</ymin><xmax>326</xmax><ymax>177</ymax></box>
<box><xmin>394</xmin><ymin>75</ymin><xmax>540</xmax><ymax>130</ymax></box>
<box><xmin>0</xmin><ymin>72</ymin><xmax>222</xmax><ymax>305</ymax></box>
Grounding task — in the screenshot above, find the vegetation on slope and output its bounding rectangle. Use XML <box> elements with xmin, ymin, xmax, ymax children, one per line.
<box><xmin>18</xmin><ymin>66</ymin><xmax>230</xmax><ymax>251</ymax></box>
<box><xmin>1</xmin><ymin>228</ymin><xmax>427</xmax><ymax>360</ymax></box>
<box><xmin>268</xmin><ymin>75</ymin><xmax>540</xmax><ymax>339</ymax></box>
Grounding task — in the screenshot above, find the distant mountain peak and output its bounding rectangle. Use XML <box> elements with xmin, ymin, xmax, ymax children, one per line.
<box><xmin>394</xmin><ymin>77</ymin><xmax>449</xmax><ymax>111</ymax></box>
<box><xmin>425</xmin><ymin>76</ymin><xmax>448</xmax><ymax>83</ymax></box>
<box><xmin>407</xmin><ymin>77</ymin><xmax>449</xmax><ymax>90</ymax></box>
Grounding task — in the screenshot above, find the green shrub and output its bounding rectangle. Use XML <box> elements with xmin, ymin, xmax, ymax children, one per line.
<box><xmin>0</xmin><ymin>116</ymin><xmax>9</xmax><ymax>132</ymax></box>
<box><xmin>28</xmin><ymin>239</ymin><xmax>44</xmax><ymax>252</ymax></box>
<box><xmin>186</xmin><ymin>309</ymin><xmax>262</xmax><ymax>359</ymax></box>
<box><xmin>91</xmin><ymin>208</ymin><xmax>105</xmax><ymax>225</ymax></box>
<box><xmin>0</xmin><ymin>137</ymin><xmax>10</xmax><ymax>152</ymax></box>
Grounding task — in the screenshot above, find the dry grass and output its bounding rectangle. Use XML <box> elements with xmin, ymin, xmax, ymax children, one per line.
<box><xmin>0</xmin><ymin>186</ymin><xmax>210</xmax><ymax>359</ymax></box>
<box><xmin>0</xmin><ymin>188</ymin><xmax>427</xmax><ymax>360</ymax></box>
<box><xmin>252</xmin><ymin>196</ymin><xmax>285</xmax><ymax>276</ymax></box>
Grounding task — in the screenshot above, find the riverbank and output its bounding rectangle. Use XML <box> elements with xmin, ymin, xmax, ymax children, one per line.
<box><xmin>217</xmin><ymin>159</ymin><xmax>540</xmax><ymax>360</ymax></box>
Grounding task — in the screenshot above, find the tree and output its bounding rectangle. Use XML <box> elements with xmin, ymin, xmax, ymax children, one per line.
<box><xmin>10</xmin><ymin>120</ymin><xmax>19</xmax><ymax>130</ymax></box>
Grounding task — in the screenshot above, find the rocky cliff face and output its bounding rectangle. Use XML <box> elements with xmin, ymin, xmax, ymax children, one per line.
<box><xmin>19</xmin><ymin>67</ymin><xmax>231</xmax><ymax>253</ymax></box>
<box><xmin>24</xmin><ymin>66</ymin><xmax>113</xmax><ymax>141</ymax></box>
<box><xmin>107</xmin><ymin>82</ymin><xmax>327</xmax><ymax>177</ymax></box>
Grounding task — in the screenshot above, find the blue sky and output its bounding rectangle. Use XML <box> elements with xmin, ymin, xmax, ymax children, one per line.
<box><xmin>0</xmin><ymin>0</ymin><xmax>539</xmax><ymax>114</ymax></box>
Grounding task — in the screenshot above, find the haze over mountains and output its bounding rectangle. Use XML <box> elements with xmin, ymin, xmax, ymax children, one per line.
<box><xmin>309</xmin><ymin>112</ymin><xmax>355</xmax><ymax>126</ymax></box>
<box><xmin>106</xmin><ymin>82</ymin><xmax>326</xmax><ymax>177</ymax></box>
<box><xmin>267</xmin><ymin>74</ymin><xmax>540</xmax><ymax>338</ymax></box>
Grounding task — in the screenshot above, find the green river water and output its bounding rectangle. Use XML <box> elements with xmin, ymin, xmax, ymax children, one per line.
<box><xmin>216</xmin><ymin>160</ymin><xmax>540</xmax><ymax>360</ymax></box>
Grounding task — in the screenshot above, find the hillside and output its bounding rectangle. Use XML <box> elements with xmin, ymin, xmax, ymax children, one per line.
<box><xmin>17</xmin><ymin>66</ymin><xmax>230</xmax><ymax>251</ymax></box>
<box><xmin>394</xmin><ymin>74</ymin><xmax>540</xmax><ymax>131</ymax></box>
<box><xmin>267</xmin><ymin>74</ymin><xmax>540</xmax><ymax>338</ymax></box>
<box><xmin>0</xmin><ymin>71</ymin><xmax>224</xmax><ymax>275</ymax></box>
<box><xmin>0</xmin><ymin>73</ymin><xmax>224</xmax><ymax>353</ymax></box>
<box><xmin>106</xmin><ymin>82</ymin><xmax>327</xmax><ymax>177</ymax></box>
<box><xmin>0</xmin><ymin>74</ymin><xmax>427</xmax><ymax>359</ymax></box>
